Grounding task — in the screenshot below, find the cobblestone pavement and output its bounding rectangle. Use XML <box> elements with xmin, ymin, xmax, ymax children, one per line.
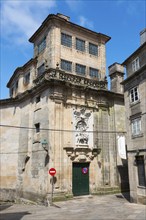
<box><xmin>0</xmin><ymin>194</ymin><xmax>146</xmax><ymax>220</ymax></box>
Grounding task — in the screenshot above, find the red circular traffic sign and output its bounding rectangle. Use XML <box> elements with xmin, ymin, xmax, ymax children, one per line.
<box><xmin>49</xmin><ymin>168</ymin><xmax>56</xmax><ymax>176</ymax></box>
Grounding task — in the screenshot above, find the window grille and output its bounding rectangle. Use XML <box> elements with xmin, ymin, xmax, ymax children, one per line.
<box><xmin>76</xmin><ymin>38</ymin><xmax>85</xmax><ymax>52</ymax></box>
<box><xmin>38</xmin><ymin>37</ymin><xmax>46</xmax><ymax>54</ymax></box>
<box><xmin>76</xmin><ymin>64</ymin><xmax>86</xmax><ymax>75</ymax></box>
<box><xmin>61</xmin><ymin>59</ymin><xmax>72</xmax><ymax>72</ymax></box>
<box><xmin>89</xmin><ymin>43</ymin><xmax>98</xmax><ymax>56</ymax></box>
<box><xmin>89</xmin><ymin>67</ymin><xmax>99</xmax><ymax>78</ymax></box>
<box><xmin>61</xmin><ymin>33</ymin><xmax>72</xmax><ymax>47</ymax></box>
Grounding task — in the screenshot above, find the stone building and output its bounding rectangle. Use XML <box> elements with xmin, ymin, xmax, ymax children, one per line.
<box><xmin>122</xmin><ymin>29</ymin><xmax>146</xmax><ymax>204</ymax></box>
<box><xmin>0</xmin><ymin>13</ymin><xmax>128</xmax><ymax>203</ymax></box>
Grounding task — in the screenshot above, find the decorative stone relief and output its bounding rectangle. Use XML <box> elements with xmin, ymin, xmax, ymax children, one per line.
<box><xmin>63</xmin><ymin>107</ymin><xmax>101</xmax><ymax>162</ymax></box>
<box><xmin>73</xmin><ymin>108</ymin><xmax>93</xmax><ymax>147</ymax></box>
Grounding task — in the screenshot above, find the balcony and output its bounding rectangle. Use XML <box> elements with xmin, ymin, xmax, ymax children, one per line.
<box><xmin>33</xmin><ymin>68</ymin><xmax>108</xmax><ymax>90</ymax></box>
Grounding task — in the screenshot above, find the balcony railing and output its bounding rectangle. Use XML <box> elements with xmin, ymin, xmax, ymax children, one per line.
<box><xmin>34</xmin><ymin>68</ymin><xmax>108</xmax><ymax>90</ymax></box>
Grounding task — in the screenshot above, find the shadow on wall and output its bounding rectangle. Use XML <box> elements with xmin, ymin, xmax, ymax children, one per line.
<box><xmin>0</xmin><ymin>205</ymin><xmax>12</xmax><ymax>211</ymax></box>
<box><xmin>0</xmin><ymin>211</ymin><xmax>31</xmax><ymax>220</ymax></box>
<box><xmin>117</xmin><ymin>160</ymin><xmax>130</xmax><ymax>202</ymax></box>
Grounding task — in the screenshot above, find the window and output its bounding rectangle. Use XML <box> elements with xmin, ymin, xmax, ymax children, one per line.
<box><xmin>61</xmin><ymin>59</ymin><xmax>72</xmax><ymax>72</ymax></box>
<box><xmin>61</xmin><ymin>33</ymin><xmax>72</xmax><ymax>47</ymax></box>
<box><xmin>38</xmin><ymin>37</ymin><xmax>46</xmax><ymax>54</ymax></box>
<box><xmin>89</xmin><ymin>43</ymin><xmax>98</xmax><ymax>56</ymax></box>
<box><xmin>15</xmin><ymin>81</ymin><xmax>18</xmax><ymax>92</ymax></box>
<box><xmin>130</xmin><ymin>87</ymin><xmax>139</xmax><ymax>103</ymax></box>
<box><xmin>136</xmin><ymin>156</ymin><xmax>146</xmax><ymax>187</ymax></box>
<box><xmin>76</xmin><ymin>64</ymin><xmax>86</xmax><ymax>75</ymax></box>
<box><xmin>24</xmin><ymin>72</ymin><xmax>30</xmax><ymax>85</ymax></box>
<box><xmin>36</xmin><ymin>96</ymin><xmax>40</xmax><ymax>103</ymax></box>
<box><xmin>35</xmin><ymin>123</ymin><xmax>40</xmax><ymax>133</ymax></box>
<box><xmin>76</xmin><ymin>38</ymin><xmax>85</xmax><ymax>52</ymax></box>
<box><xmin>89</xmin><ymin>67</ymin><xmax>99</xmax><ymax>78</ymax></box>
<box><xmin>10</xmin><ymin>87</ymin><xmax>14</xmax><ymax>97</ymax></box>
<box><xmin>37</xmin><ymin>63</ymin><xmax>45</xmax><ymax>76</ymax></box>
<box><xmin>132</xmin><ymin>57</ymin><xmax>139</xmax><ymax>72</ymax></box>
<box><xmin>131</xmin><ymin>118</ymin><xmax>141</xmax><ymax>136</ymax></box>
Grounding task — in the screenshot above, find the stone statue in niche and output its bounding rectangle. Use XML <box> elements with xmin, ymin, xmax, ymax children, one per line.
<box><xmin>74</xmin><ymin>108</ymin><xmax>91</xmax><ymax>146</ymax></box>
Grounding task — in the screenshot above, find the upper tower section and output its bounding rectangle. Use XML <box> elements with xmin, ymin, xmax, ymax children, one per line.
<box><xmin>7</xmin><ymin>13</ymin><xmax>111</xmax><ymax>98</ymax></box>
<box><xmin>29</xmin><ymin>13</ymin><xmax>110</xmax><ymax>81</ymax></box>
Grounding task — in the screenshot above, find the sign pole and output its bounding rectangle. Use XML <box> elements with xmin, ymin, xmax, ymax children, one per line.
<box><xmin>49</xmin><ymin>168</ymin><xmax>56</xmax><ymax>206</ymax></box>
<box><xmin>51</xmin><ymin>176</ymin><xmax>54</xmax><ymax>205</ymax></box>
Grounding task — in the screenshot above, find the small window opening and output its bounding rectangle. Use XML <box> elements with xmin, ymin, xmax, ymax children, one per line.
<box><xmin>35</xmin><ymin>123</ymin><xmax>40</xmax><ymax>133</ymax></box>
<box><xmin>36</xmin><ymin>96</ymin><xmax>40</xmax><ymax>103</ymax></box>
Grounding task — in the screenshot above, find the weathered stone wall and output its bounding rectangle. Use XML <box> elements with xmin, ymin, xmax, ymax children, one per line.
<box><xmin>0</xmin><ymin>87</ymin><xmax>126</xmax><ymax>202</ymax></box>
<box><xmin>0</xmin><ymin>104</ymin><xmax>20</xmax><ymax>201</ymax></box>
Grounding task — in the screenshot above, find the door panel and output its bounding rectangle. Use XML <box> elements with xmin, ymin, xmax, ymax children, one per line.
<box><xmin>72</xmin><ymin>163</ymin><xmax>89</xmax><ymax>196</ymax></box>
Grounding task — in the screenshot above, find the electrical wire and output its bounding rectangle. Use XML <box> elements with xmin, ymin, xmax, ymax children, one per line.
<box><xmin>0</xmin><ymin>124</ymin><xmax>126</xmax><ymax>134</ymax></box>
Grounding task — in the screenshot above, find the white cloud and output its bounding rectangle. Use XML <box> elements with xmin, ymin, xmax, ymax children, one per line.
<box><xmin>65</xmin><ymin>0</ymin><xmax>82</xmax><ymax>10</ymax></box>
<box><xmin>1</xmin><ymin>0</ymin><xmax>56</xmax><ymax>46</ymax></box>
<box><xmin>116</xmin><ymin>0</ymin><xmax>144</xmax><ymax>16</ymax></box>
<box><xmin>78</xmin><ymin>16</ymin><xmax>94</xmax><ymax>30</ymax></box>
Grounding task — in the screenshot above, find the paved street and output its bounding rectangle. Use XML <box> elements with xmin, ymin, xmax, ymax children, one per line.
<box><xmin>0</xmin><ymin>194</ymin><xmax>146</xmax><ymax>220</ymax></box>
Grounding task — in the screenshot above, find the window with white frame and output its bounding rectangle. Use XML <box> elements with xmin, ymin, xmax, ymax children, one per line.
<box><xmin>131</xmin><ymin>118</ymin><xmax>141</xmax><ymax>136</ymax></box>
<box><xmin>61</xmin><ymin>33</ymin><xmax>72</xmax><ymax>47</ymax></box>
<box><xmin>89</xmin><ymin>43</ymin><xmax>98</xmax><ymax>56</ymax></box>
<box><xmin>38</xmin><ymin>37</ymin><xmax>46</xmax><ymax>54</ymax></box>
<box><xmin>130</xmin><ymin>87</ymin><xmax>139</xmax><ymax>103</ymax></box>
<box><xmin>76</xmin><ymin>64</ymin><xmax>86</xmax><ymax>75</ymax></box>
<box><xmin>89</xmin><ymin>67</ymin><xmax>99</xmax><ymax>78</ymax></box>
<box><xmin>76</xmin><ymin>38</ymin><xmax>85</xmax><ymax>52</ymax></box>
<box><xmin>61</xmin><ymin>59</ymin><xmax>72</xmax><ymax>72</ymax></box>
<box><xmin>132</xmin><ymin>57</ymin><xmax>140</xmax><ymax>72</ymax></box>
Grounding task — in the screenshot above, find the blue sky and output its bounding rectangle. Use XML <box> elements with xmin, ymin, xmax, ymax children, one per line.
<box><xmin>0</xmin><ymin>0</ymin><xmax>146</xmax><ymax>99</ymax></box>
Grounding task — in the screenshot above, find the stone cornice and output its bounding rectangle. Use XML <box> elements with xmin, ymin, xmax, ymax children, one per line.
<box><xmin>1</xmin><ymin>69</ymin><xmax>124</xmax><ymax>106</ymax></box>
<box><xmin>29</xmin><ymin>14</ymin><xmax>111</xmax><ymax>43</ymax></box>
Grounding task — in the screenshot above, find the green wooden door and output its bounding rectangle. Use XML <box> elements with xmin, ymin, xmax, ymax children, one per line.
<box><xmin>72</xmin><ymin>163</ymin><xmax>89</xmax><ymax>196</ymax></box>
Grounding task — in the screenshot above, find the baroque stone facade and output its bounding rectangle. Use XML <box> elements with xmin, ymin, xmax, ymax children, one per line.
<box><xmin>0</xmin><ymin>13</ymin><xmax>128</xmax><ymax>203</ymax></box>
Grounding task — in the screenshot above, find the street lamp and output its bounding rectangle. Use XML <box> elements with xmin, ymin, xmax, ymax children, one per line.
<box><xmin>41</xmin><ymin>139</ymin><xmax>48</xmax><ymax>152</ymax></box>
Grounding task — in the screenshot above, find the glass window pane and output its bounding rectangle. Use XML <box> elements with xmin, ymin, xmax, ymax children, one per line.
<box><xmin>38</xmin><ymin>37</ymin><xmax>46</xmax><ymax>54</ymax></box>
<box><xmin>76</xmin><ymin>64</ymin><xmax>86</xmax><ymax>75</ymax></box>
<box><xmin>89</xmin><ymin>68</ymin><xmax>99</xmax><ymax>78</ymax></box>
<box><xmin>61</xmin><ymin>33</ymin><xmax>72</xmax><ymax>47</ymax></box>
<box><xmin>137</xmin><ymin>156</ymin><xmax>146</xmax><ymax>187</ymax></box>
<box><xmin>76</xmin><ymin>38</ymin><xmax>85</xmax><ymax>51</ymax></box>
<box><xmin>61</xmin><ymin>59</ymin><xmax>72</xmax><ymax>72</ymax></box>
<box><xmin>130</xmin><ymin>87</ymin><xmax>139</xmax><ymax>103</ymax></box>
<box><xmin>37</xmin><ymin>64</ymin><xmax>45</xmax><ymax>76</ymax></box>
<box><xmin>89</xmin><ymin>43</ymin><xmax>98</xmax><ymax>56</ymax></box>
